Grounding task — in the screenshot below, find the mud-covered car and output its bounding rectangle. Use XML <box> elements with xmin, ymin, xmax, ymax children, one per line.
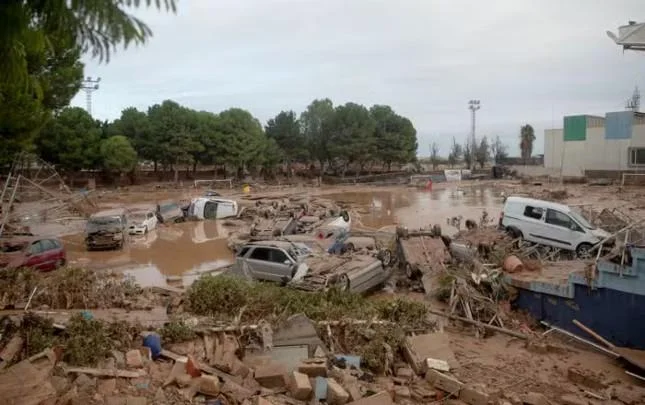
<box><xmin>156</xmin><ymin>200</ymin><xmax>185</xmax><ymax>224</ymax></box>
<box><xmin>230</xmin><ymin>240</ymin><xmax>391</xmax><ymax>293</ymax></box>
<box><xmin>85</xmin><ymin>208</ymin><xmax>128</xmax><ymax>250</ymax></box>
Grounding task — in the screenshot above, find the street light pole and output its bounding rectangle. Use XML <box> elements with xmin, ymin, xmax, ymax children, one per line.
<box><xmin>81</xmin><ymin>76</ymin><xmax>101</xmax><ymax>116</ymax></box>
<box><xmin>468</xmin><ymin>100</ymin><xmax>481</xmax><ymax>170</ymax></box>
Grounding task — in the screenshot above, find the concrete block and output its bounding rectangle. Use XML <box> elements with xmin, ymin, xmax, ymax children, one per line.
<box><xmin>327</xmin><ymin>378</ymin><xmax>350</xmax><ymax>405</ymax></box>
<box><xmin>458</xmin><ymin>384</ymin><xmax>490</xmax><ymax>405</ymax></box>
<box><xmin>346</xmin><ymin>383</ymin><xmax>362</xmax><ymax>402</ymax></box>
<box><xmin>425</xmin><ymin>369</ymin><xmax>463</xmax><ymax>394</ymax></box>
<box><xmin>254</xmin><ymin>363</ymin><xmax>287</xmax><ymax>389</ymax></box>
<box><xmin>289</xmin><ymin>371</ymin><xmax>312</xmax><ymax>400</ymax></box>
<box><xmin>125</xmin><ymin>350</ymin><xmax>143</xmax><ymax>369</ymax></box>
<box><xmin>347</xmin><ymin>391</ymin><xmax>393</xmax><ymax>405</ymax></box>
<box><xmin>298</xmin><ymin>360</ymin><xmax>328</xmax><ymax>377</ymax></box>
<box><xmin>198</xmin><ymin>375</ymin><xmax>220</xmax><ymax>396</ymax></box>
<box><xmin>394</xmin><ymin>386</ymin><xmax>411</xmax><ymax>402</ymax></box>
<box><xmin>395</xmin><ymin>367</ymin><xmax>414</xmax><ymax>379</ymax></box>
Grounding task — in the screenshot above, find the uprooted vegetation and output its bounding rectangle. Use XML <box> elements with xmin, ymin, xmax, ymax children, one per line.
<box><xmin>0</xmin><ymin>267</ymin><xmax>145</xmax><ymax>309</ymax></box>
<box><xmin>11</xmin><ymin>313</ymin><xmax>142</xmax><ymax>366</ymax></box>
<box><xmin>186</xmin><ymin>275</ymin><xmax>430</xmax><ymax>327</ymax></box>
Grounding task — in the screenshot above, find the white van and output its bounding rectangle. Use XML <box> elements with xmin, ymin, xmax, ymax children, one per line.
<box><xmin>500</xmin><ymin>196</ymin><xmax>611</xmax><ymax>257</ymax></box>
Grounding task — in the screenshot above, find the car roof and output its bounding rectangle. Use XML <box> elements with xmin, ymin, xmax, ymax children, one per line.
<box><xmin>1</xmin><ymin>236</ymin><xmax>58</xmax><ymax>244</ymax></box>
<box><xmin>505</xmin><ymin>196</ymin><xmax>570</xmax><ymax>212</ymax></box>
<box><xmin>244</xmin><ymin>240</ymin><xmax>301</xmax><ymax>250</ymax></box>
<box><xmin>91</xmin><ymin>208</ymin><xmax>127</xmax><ymax>217</ymax></box>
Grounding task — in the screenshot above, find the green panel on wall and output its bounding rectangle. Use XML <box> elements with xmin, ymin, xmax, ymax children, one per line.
<box><xmin>564</xmin><ymin>115</ymin><xmax>586</xmax><ymax>141</ymax></box>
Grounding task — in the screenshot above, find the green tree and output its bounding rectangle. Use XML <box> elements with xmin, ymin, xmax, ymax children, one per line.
<box><xmin>35</xmin><ymin>107</ymin><xmax>101</xmax><ymax>172</ymax></box>
<box><xmin>327</xmin><ymin>103</ymin><xmax>376</xmax><ymax>177</ymax></box>
<box><xmin>520</xmin><ymin>124</ymin><xmax>536</xmax><ymax>163</ymax></box>
<box><xmin>0</xmin><ymin>31</ymin><xmax>83</xmax><ymax>165</ymax></box>
<box><xmin>111</xmin><ymin>107</ymin><xmax>156</xmax><ymax>168</ymax></box>
<box><xmin>370</xmin><ymin>105</ymin><xmax>418</xmax><ymax>171</ymax></box>
<box><xmin>215</xmin><ymin>108</ymin><xmax>266</xmax><ymax>177</ymax></box>
<box><xmin>265</xmin><ymin>110</ymin><xmax>307</xmax><ymax>174</ymax></box>
<box><xmin>1</xmin><ymin>0</ymin><xmax>176</xmax><ymax>88</ymax></box>
<box><xmin>100</xmin><ymin>135</ymin><xmax>138</xmax><ymax>174</ymax></box>
<box><xmin>491</xmin><ymin>135</ymin><xmax>508</xmax><ymax>164</ymax></box>
<box><xmin>300</xmin><ymin>99</ymin><xmax>335</xmax><ymax>173</ymax></box>
<box><xmin>463</xmin><ymin>141</ymin><xmax>472</xmax><ymax>169</ymax></box>
<box><xmin>475</xmin><ymin>136</ymin><xmax>490</xmax><ymax>169</ymax></box>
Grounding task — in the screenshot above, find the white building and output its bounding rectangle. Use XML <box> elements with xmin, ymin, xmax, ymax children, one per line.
<box><xmin>544</xmin><ymin>111</ymin><xmax>645</xmax><ymax>177</ymax></box>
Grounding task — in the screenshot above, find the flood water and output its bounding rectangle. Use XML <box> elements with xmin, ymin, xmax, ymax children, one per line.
<box><xmin>66</xmin><ymin>185</ymin><xmax>504</xmax><ymax>287</ymax></box>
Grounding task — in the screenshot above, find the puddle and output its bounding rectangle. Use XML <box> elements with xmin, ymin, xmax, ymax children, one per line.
<box><xmin>327</xmin><ymin>184</ymin><xmax>504</xmax><ymax>234</ymax></box>
<box><xmin>63</xmin><ymin>220</ymin><xmax>234</xmax><ymax>286</ymax></box>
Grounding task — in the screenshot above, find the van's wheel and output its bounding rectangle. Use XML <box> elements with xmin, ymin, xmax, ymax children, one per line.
<box><xmin>576</xmin><ymin>243</ymin><xmax>593</xmax><ymax>259</ymax></box>
<box><xmin>377</xmin><ymin>249</ymin><xmax>392</xmax><ymax>267</ymax></box>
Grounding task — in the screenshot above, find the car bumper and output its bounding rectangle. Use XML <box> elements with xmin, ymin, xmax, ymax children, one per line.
<box><xmin>128</xmin><ymin>227</ymin><xmax>146</xmax><ymax>235</ymax></box>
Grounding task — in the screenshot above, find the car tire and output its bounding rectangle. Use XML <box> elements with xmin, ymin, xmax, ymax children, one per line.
<box><xmin>345</xmin><ymin>242</ymin><xmax>355</xmax><ymax>252</ymax></box>
<box><xmin>337</xmin><ymin>274</ymin><xmax>350</xmax><ymax>291</ymax></box>
<box><xmin>144</xmin><ymin>226</ymin><xmax>148</xmax><ymax>235</ymax></box>
<box><xmin>55</xmin><ymin>258</ymin><xmax>66</xmax><ymax>268</ymax></box>
<box><xmin>576</xmin><ymin>243</ymin><xmax>593</xmax><ymax>259</ymax></box>
<box><xmin>405</xmin><ymin>263</ymin><xmax>415</xmax><ymax>279</ymax></box>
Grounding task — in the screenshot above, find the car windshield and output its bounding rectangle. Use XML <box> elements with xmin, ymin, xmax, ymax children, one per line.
<box><xmin>131</xmin><ymin>213</ymin><xmax>147</xmax><ymax>221</ymax></box>
<box><xmin>569</xmin><ymin>210</ymin><xmax>596</xmax><ymax>230</ymax></box>
<box><xmin>89</xmin><ymin>216</ymin><xmax>121</xmax><ymax>226</ymax></box>
<box><xmin>160</xmin><ymin>204</ymin><xmax>177</xmax><ymax>213</ymax></box>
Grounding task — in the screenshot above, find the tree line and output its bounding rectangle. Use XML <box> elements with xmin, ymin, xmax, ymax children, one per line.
<box><xmin>24</xmin><ymin>99</ymin><xmax>419</xmax><ymax>179</ymax></box>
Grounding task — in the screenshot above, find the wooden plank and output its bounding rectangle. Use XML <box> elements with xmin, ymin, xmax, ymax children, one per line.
<box><xmin>64</xmin><ymin>366</ymin><xmax>145</xmax><ymax>378</ymax></box>
<box><xmin>573</xmin><ymin>319</ymin><xmax>616</xmax><ymax>349</ymax></box>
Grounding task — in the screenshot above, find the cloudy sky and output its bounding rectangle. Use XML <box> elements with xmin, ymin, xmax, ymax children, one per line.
<box><xmin>71</xmin><ymin>0</ymin><xmax>645</xmax><ymax>156</ymax></box>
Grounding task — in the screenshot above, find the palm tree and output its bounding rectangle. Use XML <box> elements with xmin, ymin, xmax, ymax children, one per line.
<box><xmin>520</xmin><ymin>124</ymin><xmax>536</xmax><ymax>164</ymax></box>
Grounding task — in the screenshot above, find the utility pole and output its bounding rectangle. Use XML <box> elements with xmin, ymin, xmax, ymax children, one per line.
<box><xmin>81</xmin><ymin>76</ymin><xmax>101</xmax><ymax>116</ymax></box>
<box><xmin>468</xmin><ymin>100</ymin><xmax>481</xmax><ymax>170</ymax></box>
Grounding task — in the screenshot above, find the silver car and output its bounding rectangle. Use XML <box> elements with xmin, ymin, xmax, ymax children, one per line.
<box><xmin>230</xmin><ymin>240</ymin><xmax>391</xmax><ymax>293</ymax></box>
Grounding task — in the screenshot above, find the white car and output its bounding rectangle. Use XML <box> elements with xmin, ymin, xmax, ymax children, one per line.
<box><xmin>187</xmin><ymin>197</ymin><xmax>238</xmax><ymax>220</ymax></box>
<box><xmin>128</xmin><ymin>208</ymin><xmax>158</xmax><ymax>235</ymax></box>
<box><xmin>500</xmin><ymin>196</ymin><xmax>611</xmax><ymax>257</ymax></box>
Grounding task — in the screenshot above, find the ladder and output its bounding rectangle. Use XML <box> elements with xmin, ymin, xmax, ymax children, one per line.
<box><xmin>0</xmin><ymin>173</ymin><xmax>21</xmax><ymax>237</ymax></box>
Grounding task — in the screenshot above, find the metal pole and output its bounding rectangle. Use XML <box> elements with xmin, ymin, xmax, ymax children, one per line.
<box><xmin>81</xmin><ymin>77</ymin><xmax>101</xmax><ymax>116</ymax></box>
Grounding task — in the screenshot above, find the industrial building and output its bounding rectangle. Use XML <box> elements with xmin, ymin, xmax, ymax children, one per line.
<box><xmin>544</xmin><ymin>111</ymin><xmax>645</xmax><ymax>178</ymax></box>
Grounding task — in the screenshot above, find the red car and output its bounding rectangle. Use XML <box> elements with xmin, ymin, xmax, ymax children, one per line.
<box><xmin>0</xmin><ymin>237</ymin><xmax>67</xmax><ymax>271</ymax></box>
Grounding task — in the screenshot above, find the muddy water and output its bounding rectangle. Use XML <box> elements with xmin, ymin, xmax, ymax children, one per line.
<box><xmin>328</xmin><ymin>184</ymin><xmax>504</xmax><ymax>234</ymax></box>
<box><xmin>64</xmin><ymin>185</ymin><xmax>503</xmax><ymax>287</ymax></box>
<box><xmin>63</xmin><ymin>221</ymin><xmax>234</xmax><ymax>287</ymax></box>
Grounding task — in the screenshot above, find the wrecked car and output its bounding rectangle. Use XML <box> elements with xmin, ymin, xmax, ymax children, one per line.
<box><xmin>156</xmin><ymin>200</ymin><xmax>185</xmax><ymax>224</ymax></box>
<box><xmin>127</xmin><ymin>204</ymin><xmax>158</xmax><ymax>235</ymax></box>
<box><xmin>85</xmin><ymin>208</ymin><xmax>128</xmax><ymax>250</ymax></box>
<box><xmin>186</xmin><ymin>197</ymin><xmax>238</xmax><ymax>220</ymax></box>
<box><xmin>230</xmin><ymin>240</ymin><xmax>391</xmax><ymax>293</ymax></box>
<box><xmin>0</xmin><ymin>237</ymin><xmax>66</xmax><ymax>271</ymax></box>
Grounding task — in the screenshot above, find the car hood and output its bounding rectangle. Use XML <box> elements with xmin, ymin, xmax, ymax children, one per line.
<box><xmin>591</xmin><ymin>228</ymin><xmax>611</xmax><ymax>240</ymax></box>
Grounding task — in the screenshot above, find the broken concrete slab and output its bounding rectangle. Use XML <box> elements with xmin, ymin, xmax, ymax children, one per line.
<box><xmin>327</xmin><ymin>378</ymin><xmax>350</xmax><ymax>405</ymax></box>
<box><xmin>403</xmin><ymin>333</ymin><xmax>458</xmax><ymax>375</ymax></box>
<box><xmin>458</xmin><ymin>383</ymin><xmax>494</xmax><ymax>405</ymax></box>
<box><xmin>198</xmin><ymin>375</ymin><xmax>220</xmax><ymax>396</ymax></box>
<box><xmin>289</xmin><ymin>371</ymin><xmax>312</xmax><ymax>400</ymax></box>
<box><xmin>97</xmin><ymin>378</ymin><xmax>117</xmax><ymax>395</ymax></box>
<box><xmin>272</xmin><ymin>313</ymin><xmax>326</xmax><ymax>356</ymax></box>
<box><xmin>425</xmin><ymin>370</ymin><xmax>463</xmax><ymax>394</ymax></box>
<box><xmin>268</xmin><ymin>345</ymin><xmax>309</xmax><ymax>373</ymax></box>
<box><xmin>522</xmin><ymin>392</ymin><xmax>549</xmax><ymax>405</ymax></box>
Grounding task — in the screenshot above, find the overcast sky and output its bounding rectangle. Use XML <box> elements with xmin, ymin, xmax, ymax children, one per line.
<box><xmin>71</xmin><ymin>0</ymin><xmax>645</xmax><ymax>156</ymax></box>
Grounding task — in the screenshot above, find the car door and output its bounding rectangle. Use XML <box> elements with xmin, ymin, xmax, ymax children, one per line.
<box><xmin>39</xmin><ymin>239</ymin><xmax>59</xmax><ymax>271</ymax></box>
<box><xmin>245</xmin><ymin>247</ymin><xmax>292</xmax><ymax>282</ymax></box>
<box><xmin>23</xmin><ymin>241</ymin><xmax>46</xmax><ymax>270</ymax></box>
<box><xmin>543</xmin><ymin>209</ymin><xmax>577</xmax><ymax>250</ymax></box>
<box><xmin>267</xmin><ymin>248</ymin><xmax>295</xmax><ymax>281</ymax></box>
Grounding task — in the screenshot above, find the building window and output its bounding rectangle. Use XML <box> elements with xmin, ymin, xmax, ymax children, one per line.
<box><xmin>629</xmin><ymin>148</ymin><xmax>645</xmax><ymax>166</ymax></box>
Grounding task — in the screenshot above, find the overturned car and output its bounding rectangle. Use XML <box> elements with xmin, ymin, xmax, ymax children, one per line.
<box><xmin>229</xmin><ymin>240</ymin><xmax>392</xmax><ymax>294</ymax></box>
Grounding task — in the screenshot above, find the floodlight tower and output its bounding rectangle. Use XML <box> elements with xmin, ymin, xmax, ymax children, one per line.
<box><xmin>81</xmin><ymin>76</ymin><xmax>101</xmax><ymax>116</ymax></box>
<box><xmin>468</xmin><ymin>100</ymin><xmax>481</xmax><ymax>170</ymax></box>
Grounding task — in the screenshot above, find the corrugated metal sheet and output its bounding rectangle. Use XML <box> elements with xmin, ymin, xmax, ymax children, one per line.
<box><xmin>605</xmin><ymin>111</ymin><xmax>633</xmax><ymax>140</ymax></box>
<box><xmin>564</xmin><ymin>115</ymin><xmax>586</xmax><ymax>141</ymax></box>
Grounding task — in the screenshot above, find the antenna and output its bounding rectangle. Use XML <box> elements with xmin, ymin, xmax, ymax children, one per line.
<box><xmin>81</xmin><ymin>76</ymin><xmax>101</xmax><ymax>116</ymax></box>
<box><xmin>626</xmin><ymin>86</ymin><xmax>640</xmax><ymax>112</ymax></box>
